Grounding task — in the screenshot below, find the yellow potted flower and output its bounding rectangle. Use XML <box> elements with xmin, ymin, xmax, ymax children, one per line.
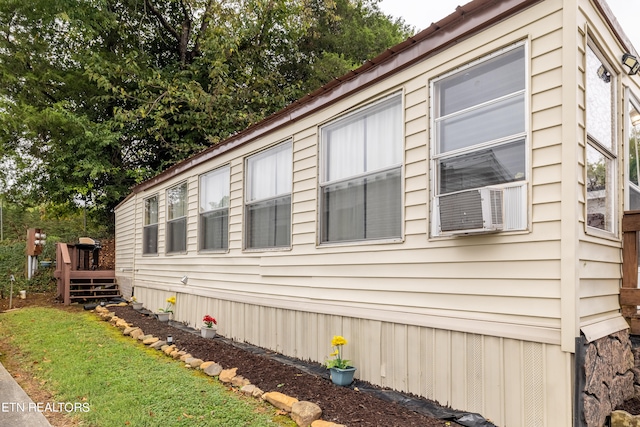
<box><xmin>156</xmin><ymin>296</ymin><xmax>175</xmax><ymax>321</ymax></box>
<box><xmin>325</xmin><ymin>335</ymin><xmax>356</xmax><ymax>386</ymax></box>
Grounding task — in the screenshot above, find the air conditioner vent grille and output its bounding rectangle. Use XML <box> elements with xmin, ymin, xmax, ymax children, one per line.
<box><xmin>439</xmin><ymin>191</ymin><xmax>485</xmax><ymax>232</ymax></box>
<box><xmin>438</xmin><ymin>187</ymin><xmax>504</xmax><ymax>234</ymax></box>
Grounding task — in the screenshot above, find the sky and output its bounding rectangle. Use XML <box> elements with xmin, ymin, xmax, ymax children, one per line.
<box><xmin>379</xmin><ymin>0</ymin><xmax>640</xmax><ymax>52</ymax></box>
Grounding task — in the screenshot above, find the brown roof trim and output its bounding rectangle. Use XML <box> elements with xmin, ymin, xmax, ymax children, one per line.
<box><xmin>114</xmin><ymin>191</ymin><xmax>135</xmax><ymax>211</ymax></box>
<box><xmin>132</xmin><ymin>0</ymin><xmax>543</xmax><ymax>194</ymax></box>
<box><xmin>593</xmin><ymin>0</ymin><xmax>638</xmax><ymax>57</ymax></box>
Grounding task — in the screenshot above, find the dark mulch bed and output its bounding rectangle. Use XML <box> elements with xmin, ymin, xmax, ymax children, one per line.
<box><xmin>110</xmin><ymin>305</ymin><xmax>454</xmax><ymax>427</ymax></box>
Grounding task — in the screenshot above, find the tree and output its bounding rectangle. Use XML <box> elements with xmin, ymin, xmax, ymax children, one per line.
<box><xmin>0</xmin><ymin>0</ymin><xmax>411</xmax><ymax>228</ymax></box>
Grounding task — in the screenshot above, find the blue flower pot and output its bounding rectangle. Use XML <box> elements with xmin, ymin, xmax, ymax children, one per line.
<box><xmin>329</xmin><ymin>367</ymin><xmax>356</xmax><ymax>386</ymax></box>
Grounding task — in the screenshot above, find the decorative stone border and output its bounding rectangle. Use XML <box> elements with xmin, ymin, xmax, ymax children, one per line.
<box><xmin>611</xmin><ymin>410</ymin><xmax>640</xmax><ymax>426</ymax></box>
<box><xmin>94</xmin><ymin>305</ymin><xmax>345</xmax><ymax>427</ymax></box>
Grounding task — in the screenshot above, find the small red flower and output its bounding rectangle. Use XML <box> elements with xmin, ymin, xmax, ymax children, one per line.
<box><xmin>202</xmin><ymin>315</ymin><xmax>217</xmax><ymax>328</ymax></box>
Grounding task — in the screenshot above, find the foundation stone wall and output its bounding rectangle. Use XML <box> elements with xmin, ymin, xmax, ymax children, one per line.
<box><xmin>581</xmin><ymin>330</ymin><xmax>635</xmax><ymax>427</ymax></box>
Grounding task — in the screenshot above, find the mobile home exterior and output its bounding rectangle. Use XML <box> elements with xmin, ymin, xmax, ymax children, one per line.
<box><xmin>114</xmin><ymin>0</ymin><xmax>640</xmax><ymax>425</ymax></box>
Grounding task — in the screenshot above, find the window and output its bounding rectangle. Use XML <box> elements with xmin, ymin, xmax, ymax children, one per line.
<box><xmin>586</xmin><ymin>43</ymin><xmax>616</xmax><ymax>233</ymax></box>
<box><xmin>627</xmin><ymin>94</ymin><xmax>640</xmax><ymax>210</ymax></box>
<box><xmin>143</xmin><ymin>195</ymin><xmax>158</xmax><ymax>255</ymax></box>
<box><xmin>245</xmin><ymin>142</ymin><xmax>292</xmax><ymax>249</ymax></box>
<box><xmin>200</xmin><ymin>166</ymin><xmax>230</xmax><ymax>251</ymax></box>
<box><xmin>166</xmin><ymin>182</ymin><xmax>187</xmax><ymax>253</ymax></box>
<box><xmin>433</xmin><ymin>45</ymin><xmax>526</xmax><ymax>195</ymax></box>
<box><xmin>319</xmin><ymin>94</ymin><xmax>402</xmax><ymax>243</ymax></box>
<box><xmin>431</xmin><ymin>44</ymin><xmax>527</xmax><ymax>235</ymax></box>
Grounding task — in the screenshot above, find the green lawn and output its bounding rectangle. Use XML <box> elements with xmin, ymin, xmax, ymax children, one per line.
<box><xmin>0</xmin><ymin>307</ymin><xmax>295</xmax><ymax>427</ymax></box>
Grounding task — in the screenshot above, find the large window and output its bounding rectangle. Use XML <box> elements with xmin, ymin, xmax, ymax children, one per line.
<box><xmin>319</xmin><ymin>94</ymin><xmax>402</xmax><ymax>243</ymax></box>
<box><xmin>200</xmin><ymin>166</ymin><xmax>230</xmax><ymax>251</ymax></box>
<box><xmin>245</xmin><ymin>142</ymin><xmax>292</xmax><ymax>249</ymax></box>
<box><xmin>433</xmin><ymin>44</ymin><xmax>526</xmax><ymax>196</ymax></box>
<box><xmin>586</xmin><ymin>43</ymin><xmax>616</xmax><ymax>233</ymax></box>
<box><xmin>143</xmin><ymin>195</ymin><xmax>158</xmax><ymax>255</ymax></box>
<box><xmin>166</xmin><ymin>182</ymin><xmax>187</xmax><ymax>253</ymax></box>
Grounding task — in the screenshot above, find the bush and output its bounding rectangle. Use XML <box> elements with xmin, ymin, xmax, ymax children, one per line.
<box><xmin>0</xmin><ymin>241</ymin><xmax>25</xmax><ymax>275</ymax></box>
<box><xmin>0</xmin><ymin>242</ymin><xmax>25</xmax><ymax>298</ymax></box>
<box><xmin>0</xmin><ymin>241</ymin><xmax>57</xmax><ymax>298</ymax></box>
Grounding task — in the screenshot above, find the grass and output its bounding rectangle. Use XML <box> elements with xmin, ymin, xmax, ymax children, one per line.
<box><xmin>0</xmin><ymin>307</ymin><xmax>296</xmax><ymax>427</ymax></box>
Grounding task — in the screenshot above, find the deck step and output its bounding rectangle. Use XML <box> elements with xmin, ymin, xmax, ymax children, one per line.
<box><xmin>70</xmin><ymin>288</ymin><xmax>119</xmax><ymax>294</ymax></box>
<box><xmin>68</xmin><ymin>275</ymin><xmax>121</xmax><ymax>302</ymax></box>
<box><xmin>69</xmin><ymin>294</ymin><xmax>121</xmax><ymax>301</ymax></box>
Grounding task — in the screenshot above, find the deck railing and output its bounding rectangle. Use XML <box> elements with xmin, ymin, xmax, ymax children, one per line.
<box><xmin>54</xmin><ymin>243</ymin><xmax>73</xmax><ymax>305</ymax></box>
<box><xmin>621</xmin><ymin>211</ymin><xmax>640</xmax><ymax>333</ymax></box>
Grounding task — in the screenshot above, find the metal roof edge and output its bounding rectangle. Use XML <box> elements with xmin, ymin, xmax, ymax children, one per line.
<box><xmin>592</xmin><ymin>0</ymin><xmax>638</xmax><ymax>57</ymax></box>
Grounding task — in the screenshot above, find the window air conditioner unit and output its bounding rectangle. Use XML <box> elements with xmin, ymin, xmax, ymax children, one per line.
<box><xmin>438</xmin><ymin>187</ymin><xmax>504</xmax><ymax>235</ymax></box>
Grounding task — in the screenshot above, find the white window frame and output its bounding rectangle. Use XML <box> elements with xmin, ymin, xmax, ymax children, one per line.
<box><xmin>585</xmin><ymin>40</ymin><xmax>617</xmax><ymax>236</ymax></box>
<box><xmin>143</xmin><ymin>194</ymin><xmax>158</xmax><ymax>255</ymax></box>
<box><xmin>430</xmin><ymin>42</ymin><xmax>529</xmax><ymax>236</ymax></box>
<box><xmin>199</xmin><ymin>166</ymin><xmax>230</xmax><ymax>252</ymax></box>
<box><xmin>244</xmin><ymin>141</ymin><xmax>292</xmax><ymax>250</ymax></box>
<box><xmin>166</xmin><ymin>181</ymin><xmax>188</xmax><ymax>254</ymax></box>
<box><xmin>318</xmin><ymin>92</ymin><xmax>403</xmax><ymax>245</ymax></box>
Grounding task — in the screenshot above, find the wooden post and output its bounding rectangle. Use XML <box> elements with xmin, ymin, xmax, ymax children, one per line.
<box><xmin>56</xmin><ymin>243</ymin><xmax>72</xmax><ymax>305</ymax></box>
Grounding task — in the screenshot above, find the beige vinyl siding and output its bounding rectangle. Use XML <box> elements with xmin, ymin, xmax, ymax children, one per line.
<box><xmin>115</xmin><ymin>195</ymin><xmax>136</xmax><ymax>271</ymax></box>
<box><xmin>229</xmin><ymin>159</ymin><xmax>244</xmax><ymax>251</ymax></box>
<box><xmin>156</xmin><ymin>190</ymin><xmax>166</xmax><ymax>254</ymax></box>
<box><xmin>404</xmin><ymin>83</ymin><xmax>429</xmax><ymax>239</ymax></box>
<box><xmin>579</xmin><ymin>243</ymin><xmax>622</xmax><ymax>320</ymax></box>
<box><xmin>186</xmin><ymin>176</ymin><xmax>198</xmax><ymax>253</ymax></box>
<box><xmin>291</xmin><ymin>132</ymin><xmax>317</xmax><ymax>247</ymax></box>
<box><xmin>114</xmin><ymin>195</ymin><xmax>136</xmax><ymax>297</ymax></box>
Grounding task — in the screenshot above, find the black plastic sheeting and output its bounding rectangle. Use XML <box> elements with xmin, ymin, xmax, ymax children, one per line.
<box><xmin>83</xmin><ymin>297</ymin><xmax>128</xmax><ymax>311</ymax></box>
<box><xmin>350</xmin><ymin>385</ymin><xmax>496</xmax><ymax>427</ymax></box>
<box><xmin>102</xmin><ymin>306</ymin><xmax>496</xmax><ymax>427</ymax></box>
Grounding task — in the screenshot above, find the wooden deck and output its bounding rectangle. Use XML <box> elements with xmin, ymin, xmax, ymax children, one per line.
<box><xmin>54</xmin><ymin>242</ymin><xmax>120</xmax><ymax>305</ymax></box>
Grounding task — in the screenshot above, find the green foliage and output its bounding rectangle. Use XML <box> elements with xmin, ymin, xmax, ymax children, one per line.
<box><xmin>587</xmin><ymin>155</ymin><xmax>607</xmax><ymax>191</ymax></box>
<box><xmin>0</xmin><ymin>198</ymin><xmax>110</xmax><ymax>298</ymax></box>
<box><xmin>0</xmin><ymin>0</ymin><xmax>411</xmax><ymax>225</ymax></box>
<box><xmin>0</xmin><ymin>241</ymin><xmax>24</xmax><ymax>279</ymax></box>
<box><xmin>0</xmin><ymin>242</ymin><xmax>55</xmax><ymax>298</ymax></box>
<box><xmin>297</xmin><ymin>0</ymin><xmax>413</xmax><ymax>94</ymax></box>
<box><xmin>0</xmin><ymin>199</ymin><xmax>109</xmax><ymax>244</ymax></box>
<box><xmin>0</xmin><ymin>308</ymin><xmax>296</xmax><ymax>426</ymax></box>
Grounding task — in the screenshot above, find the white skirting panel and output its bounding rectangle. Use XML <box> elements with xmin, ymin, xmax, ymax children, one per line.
<box><xmin>134</xmin><ymin>286</ymin><xmax>573</xmax><ymax>427</ymax></box>
<box><xmin>116</xmin><ymin>275</ymin><xmax>133</xmax><ymax>299</ymax></box>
